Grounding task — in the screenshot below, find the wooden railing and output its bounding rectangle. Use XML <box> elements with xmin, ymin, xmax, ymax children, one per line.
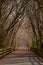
<box><xmin>0</xmin><ymin>48</ymin><xmax>12</xmax><ymax>58</ymax></box>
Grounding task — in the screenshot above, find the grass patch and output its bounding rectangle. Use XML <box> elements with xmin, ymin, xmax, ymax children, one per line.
<box><xmin>32</xmin><ymin>41</ymin><xmax>43</xmax><ymax>58</ymax></box>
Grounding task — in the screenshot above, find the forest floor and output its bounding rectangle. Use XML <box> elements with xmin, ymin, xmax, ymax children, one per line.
<box><xmin>0</xmin><ymin>50</ymin><xmax>43</xmax><ymax>65</ymax></box>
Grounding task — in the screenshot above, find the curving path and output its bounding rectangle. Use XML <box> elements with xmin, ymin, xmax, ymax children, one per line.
<box><xmin>0</xmin><ymin>50</ymin><xmax>43</xmax><ymax>65</ymax></box>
